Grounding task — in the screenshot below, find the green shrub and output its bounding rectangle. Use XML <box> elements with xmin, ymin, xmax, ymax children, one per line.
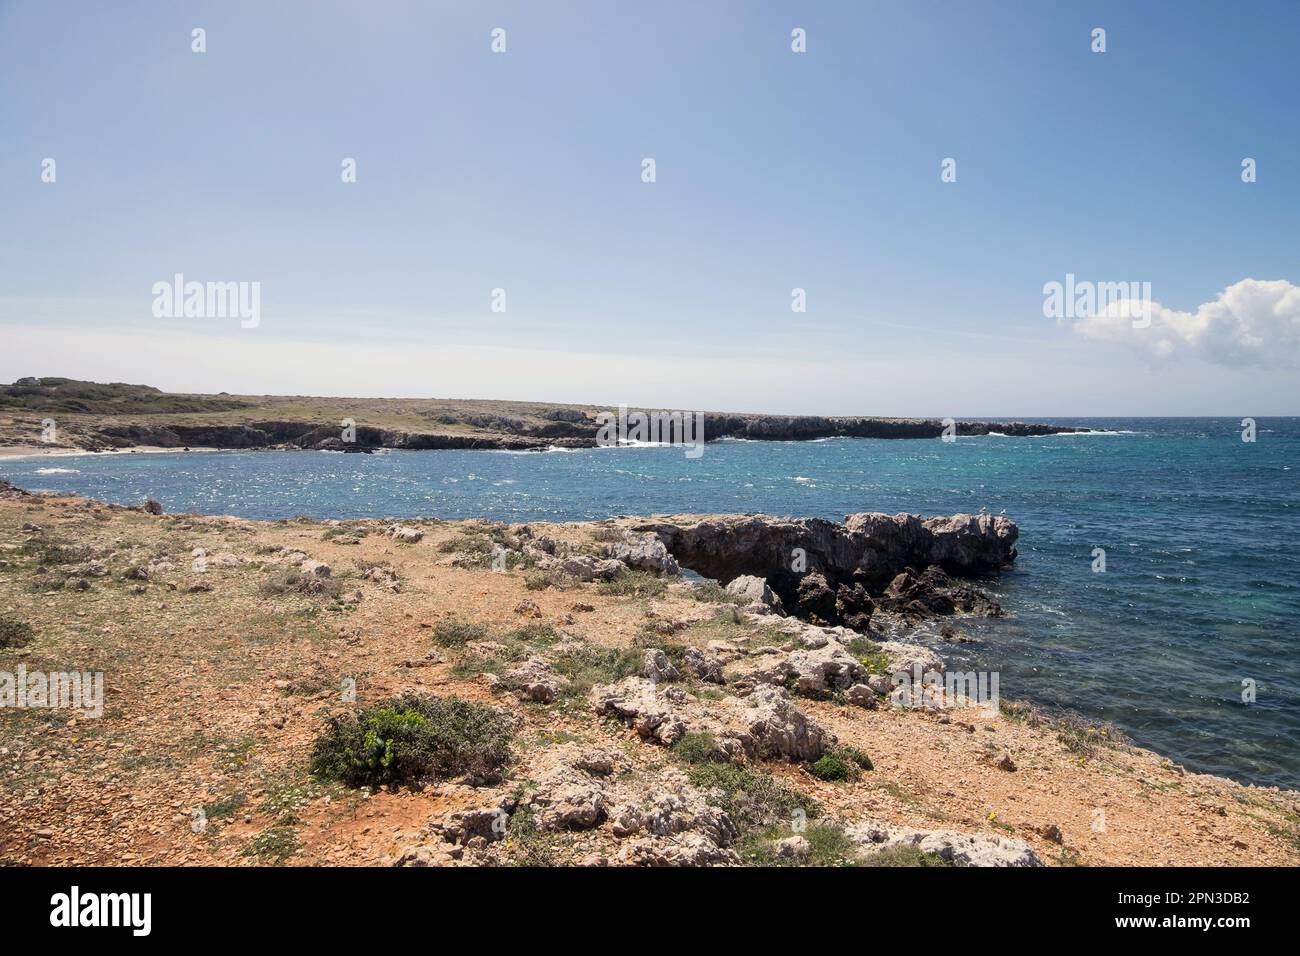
<box><xmin>431</xmin><ymin>618</ymin><xmax>488</xmax><ymax>647</ymax></box>
<box><xmin>739</xmin><ymin>821</ymin><xmax>860</xmax><ymax>867</ymax></box>
<box><xmin>310</xmin><ymin>694</ymin><xmax>513</xmax><ymax>788</ymax></box>
<box><xmin>0</xmin><ymin>616</ymin><xmax>35</xmax><ymax>649</ymax></box>
<box><xmin>811</xmin><ymin>753</ymin><xmax>851</xmax><ymax>782</ymax></box>
<box><xmin>686</xmin><ymin>762</ymin><xmax>820</xmax><ymax>833</ymax></box>
<box><xmin>671</xmin><ymin>731</ymin><xmax>722</xmax><ymax>765</ymax></box>
<box><xmin>811</xmin><ymin>746</ymin><xmax>873</xmax><ymax>781</ymax></box>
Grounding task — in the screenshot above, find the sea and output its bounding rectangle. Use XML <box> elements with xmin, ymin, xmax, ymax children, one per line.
<box><xmin>4</xmin><ymin>417</ymin><xmax>1298</xmax><ymax>790</ymax></box>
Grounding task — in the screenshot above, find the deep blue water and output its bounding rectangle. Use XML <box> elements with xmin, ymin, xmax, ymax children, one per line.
<box><xmin>4</xmin><ymin>418</ymin><xmax>1298</xmax><ymax>790</ymax></box>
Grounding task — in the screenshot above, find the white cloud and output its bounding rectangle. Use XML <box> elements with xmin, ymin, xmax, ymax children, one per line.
<box><xmin>1070</xmin><ymin>278</ymin><xmax>1300</xmax><ymax>368</ymax></box>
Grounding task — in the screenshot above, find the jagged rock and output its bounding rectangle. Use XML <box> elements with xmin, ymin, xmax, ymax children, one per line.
<box><xmin>387</xmin><ymin>524</ymin><xmax>424</xmax><ymax>543</ymax></box>
<box><xmin>847</xmin><ymin>820</ymin><xmax>1043</xmax><ymax>867</ymax></box>
<box><xmin>877</xmin><ymin>641</ymin><xmax>944</xmax><ymax>677</ymax></box>
<box><xmin>777</xmin><ymin>835</ymin><xmax>812</xmax><ymax>862</ymax></box>
<box><xmin>847</xmin><ymin>684</ymin><xmax>878</xmax><ymax>708</ymax></box>
<box><xmin>591</xmin><ymin>678</ymin><xmax>688</xmax><ymax>746</ymax></box>
<box><xmin>794</xmin><ymin>572</ymin><xmax>838</xmax><ymax>623</ymax></box>
<box><xmin>616</xmin><ymin>831</ymin><xmax>740</xmax><ymax>867</ymax></box>
<box><xmin>300</xmin><ymin>559</ymin><xmax>331</xmax><ymax>578</ymax></box>
<box><xmin>634</xmin><ymin>513</ymin><xmax>1016</xmax><ymax>629</ymax></box>
<box><xmin>683</xmin><ymin>646</ymin><xmax>725</xmax><ymax>683</ymax></box>
<box><xmin>498</xmin><ymin>657</ymin><xmax>566</xmax><ymax>703</ymax></box>
<box><xmin>526</xmin><ymin>764</ymin><xmax>608</xmax><ymax>831</ymax></box>
<box><xmin>995</xmin><ymin>751</ymin><xmax>1017</xmax><ymax>772</ymax></box>
<box><xmin>878</xmin><ymin>565</ymin><xmax>1001</xmax><ymax>619</ymax></box>
<box><xmin>547</xmin><ymin>554</ymin><xmax>625</xmax><ymax>582</ymax></box>
<box><xmin>724</xmin><ymin>575</ymin><xmax>785</xmax><ymax>615</ymax></box>
<box><xmin>77</xmin><ymin>561</ymin><xmax>108</xmax><ymax>577</ymax></box>
<box><xmin>606</xmin><ymin>533</ymin><xmax>680</xmax><ymax>576</ymax></box>
<box><xmin>835</xmin><ymin>582</ymin><xmax>874</xmax><ymax>630</ymax></box>
<box><xmin>142</xmin><ymin>499</ymin><xmax>163</xmax><ymax>515</ymax></box>
<box><xmin>641</xmin><ymin>649</ymin><xmax>681</xmax><ymax>684</ymax></box>
<box><xmin>747</xmin><ymin>632</ymin><xmax>867</xmax><ymax>695</ymax></box>
<box><xmin>513</xmin><ymin>598</ymin><xmax>543</xmax><ymax>618</ymax></box>
<box><xmin>725</xmin><ymin>685</ymin><xmax>830</xmax><ymax>762</ymax></box>
<box><xmin>362</xmin><ymin>565</ymin><xmax>402</xmax><ymax>591</ymax></box>
<box><xmin>614</xmin><ymin>788</ymin><xmax>736</xmax><ymax>846</ymax></box>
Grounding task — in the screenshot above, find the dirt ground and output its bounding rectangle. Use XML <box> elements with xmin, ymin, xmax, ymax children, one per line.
<box><xmin>1</xmin><ymin>488</ymin><xmax>1297</xmax><ymax>867</ymax></box>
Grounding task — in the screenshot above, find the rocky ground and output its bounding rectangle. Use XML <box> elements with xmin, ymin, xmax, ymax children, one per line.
<box><xmin>1</xmin><ymin>481</ymin><xmax>1297</xmax><ymax>867</ymax></box>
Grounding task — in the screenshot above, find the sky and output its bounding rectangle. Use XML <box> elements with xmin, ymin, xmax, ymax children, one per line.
<box><xmin>1</xmin><ymin>0</ymin><xmax>1298</xmax><ymax>416</ymax></box>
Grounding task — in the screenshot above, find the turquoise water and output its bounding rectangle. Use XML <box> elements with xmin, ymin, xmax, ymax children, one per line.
<box><xmin>5</xmin><ymin>418</ymin><xmax>1298</xmax><ymax>790</ymax></box>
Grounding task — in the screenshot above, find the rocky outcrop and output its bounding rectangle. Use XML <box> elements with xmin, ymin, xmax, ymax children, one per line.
<box><xmin>605</xmin><ymin>534</ymin><xmax>680</xmax><ymax>576</ymax></box>
<box><xmin>590</xmin><ymin>678</ymin><xmax>831</xmax><ymax>763</ymax></box>
<box><xmin>724</xmin><ymin>575</ymin><xmax>785</xmax><ymax>615</ymax></box>
<box><xmin>846</xmin><ymin>820</ymin><xmax>1044</xmax><ymax>867</ymax></box>
<box><xmin>637</xmin><ymin>512</ymin><xmax>1016</xmax><ymax>584</ymax></box>
<box><xmin>635</xmin><ymin>511</ymin><xmax>1014</xmax><ymax>629</ymax></box>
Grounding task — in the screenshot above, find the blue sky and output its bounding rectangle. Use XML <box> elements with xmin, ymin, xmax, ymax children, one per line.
<box><xmin>1</xmin><ymin>0</ymin><xmax>1298</xmax><ymax>414</ymax></box>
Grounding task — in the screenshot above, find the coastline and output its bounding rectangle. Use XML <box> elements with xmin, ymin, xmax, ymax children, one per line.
<box><xmin>2</xmin><ymin>482</ymin><xmax>1295</xmax><ymax>867</ymax></box>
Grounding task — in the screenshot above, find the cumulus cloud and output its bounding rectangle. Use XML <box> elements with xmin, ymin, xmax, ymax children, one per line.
<box><xmin>1070</xmin><ymin>278</ymin><xmax>1300</xmax><ymax>367</ymax></box>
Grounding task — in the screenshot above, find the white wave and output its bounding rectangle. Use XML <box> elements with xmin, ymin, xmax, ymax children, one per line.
<box><xmin>34</xmin><ymin>467</ymin><xmax>80</xmax><ymax>474</ymax></box>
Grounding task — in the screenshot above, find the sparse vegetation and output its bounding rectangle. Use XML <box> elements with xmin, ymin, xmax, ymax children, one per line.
<box><xmin>861</xmin><ymin>843</ymin><xmax>959</xmax><ymax>867</ymax></box>
<box><xmin>0</xmin><ymin>615</ymin><xmax>35</xmax><ymax>649</ymax></box>
<box><xmin>258</xmin><ymin>569</ymin><xmax>341</xmax><ymax>598</ymax></box>
<box><xmin>685</xmin><ymin>761</ymin><xmax>820</xmax><ymax>834</ymax></box>
<box><xmin>310</xmin><ymin>694</ymin><xmax>513</xmax><ymax>788</ymax></box>
<box><xmin>431</xmin><ymin>618</ymin><xmax>489</xmax><ymax>648</ymax></box>
<box><xmin>596</xmin><ymin>569</ymin><xmax>667</xmax><ymax>598</ymax></box>
<box><xmin>242</xmin><ymin>826</ymin><xmax>299</xmax><ymax>863</ymax></box>
<box><xmin>550</xmin><ymin>643</ymin><xmax>642</xmax><ymax>697</ymax></box>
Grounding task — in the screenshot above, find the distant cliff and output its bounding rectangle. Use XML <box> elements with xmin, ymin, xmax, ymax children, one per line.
<box><xmin>0</xmin><ymin>377</ymin><xmax>1085</xmax><ymax>452</ymax></box>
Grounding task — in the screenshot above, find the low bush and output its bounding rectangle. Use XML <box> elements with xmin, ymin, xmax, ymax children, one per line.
<box><xmin>310</xmin><ymin>694</ymin><xmax>513</xmax><ymax>788</ymax></box>
<box><xmin>0</xmin><ymin>616</ymin><xmax>35</xmax><ymax>649</ymax></box>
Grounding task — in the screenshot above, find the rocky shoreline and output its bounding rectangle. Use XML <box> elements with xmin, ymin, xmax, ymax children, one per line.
<box><xmin>77</xmin><ymin>414</ymin><xmax>1086</xmax><ymax>453</ymax></box>
<box><xmin>3</xmin><ymin>479</ymin><xmax>1296</xmax><ymax>867</ymax></box>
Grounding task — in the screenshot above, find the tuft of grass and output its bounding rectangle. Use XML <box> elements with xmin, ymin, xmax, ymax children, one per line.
<box><xmin>506</xmin><ymin>805</ymin><xmax>560</xmax><ymax>866</ymax></box>
<box><xmin>845</xmin><ymin>636</ymin><xmax>891</xmax><ymax>675</ymax></box>
<box><xmin>550</xmin><ymin>643</ymin><xmax>643</xmax><ymax>698</ymax></box>
<box><xmin>242</xmin><ymin>826</ymin><xmax>299</xmax><ymax>863</ymax></box>
<box><xmin>258</xmin><ymin>569</ymin><xmax>341</xmax><ymax>598</ymax></box>
<box><xmin>310</xmin><ymin>694</ymin><xmax>513</xmax><ymax>789</ymax></box>
<box><xmin>597</xmin><ymin>570</ymin><xmax>667</xmax><ymax>598</ymax></box>
<box><xmin>739</xmin><ymin>821</ymin><xmax>860</xmax><ymax>867</ymax></box>
<box><xmin>202</xmin><ymin>791</ymin><xmax>246</xmax><ymax>822</ymax></box>
<box><xmin>685</xmin><ymin>761</ymin><xmax>820</xmax><ymax>833</ymax></box>
<box><xmin>862</xmin><ymin>843</ymin><xmax>959</xmax><ymax>867</ymax></box>
<box><xmin>688</xmin><ymin>580</ymin><xmax>746</xmax><ymax>605</ymax></box>
<box><xmin>998</xmin><ymin>699</ymin><xmax>1128</xmax><ymax>755</ymax></box>
<box><xmin>20</xmin><ymin>539</ymin><xmax>93</xmax><ymax>566</ymax></box>
<box><xmin>431</xmin><ymin>618</ymin><xmax>489</xmax><ymax>648</ymax></box>
<box><xmin>0</xmin><ymin>615</ymin><xmax>35</xmax><ymax>649</ymax></box>
<box><xmin>671</xmin><ymin>731</ymin><xmax>722</xmax><ymax>765</ymax></box>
